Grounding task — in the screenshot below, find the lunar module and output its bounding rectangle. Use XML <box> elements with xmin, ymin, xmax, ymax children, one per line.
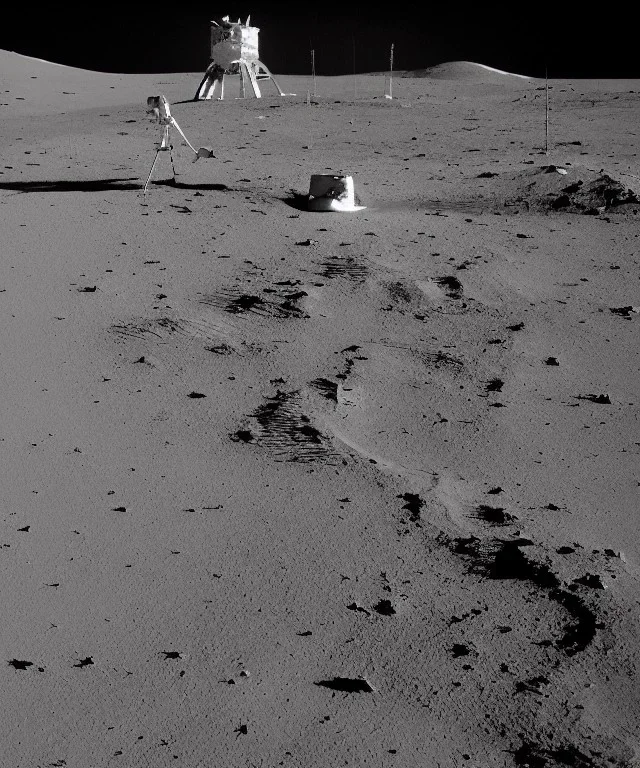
<box><xmin>194</xmin><ymin>15</ymin><xmax>287</xmax><ymax>100</ymax></box>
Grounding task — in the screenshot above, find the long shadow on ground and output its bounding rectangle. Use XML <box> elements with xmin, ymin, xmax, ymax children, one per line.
<box><xmin>151</xmin><ymin>179</ymin><xmax>229</xmax><ymax>191</ymax></box>
<box><xmin>0</xmin><ymin>178</ymin><xmax>143</xmax><ymax>192</ymax></box>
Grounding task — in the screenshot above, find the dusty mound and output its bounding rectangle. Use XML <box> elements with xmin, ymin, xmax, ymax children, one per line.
<box><xmin>502</xmin><ymin>165</ymin><xmax>640</xmax><ymax>214</ymax></box>
<box><xmin>463</xmin><ymin>164</ymin><xmax>640</xmax><ymax>215</ymax></box>
<box><xmin>401</xmin><ymin>61</ymin><xmax>532</xmax><ymax>81</ymax></box>
<box><xmin>545</xmin><ymin>172</ymin><xmax>640</xmax><ymax>214</ymax></box>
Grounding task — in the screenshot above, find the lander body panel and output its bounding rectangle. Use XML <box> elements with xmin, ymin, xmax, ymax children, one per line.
<box><xmin>194</xmin><ymin>15</ymin><xmax>290</xmax><ymax>100</ymax></box>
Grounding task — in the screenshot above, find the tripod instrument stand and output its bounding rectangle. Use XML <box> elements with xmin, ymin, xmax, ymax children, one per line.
<box><xmin>143</xmin><ymin>95</ymin><xmax>213</xmax><ymax>194</ymax></box>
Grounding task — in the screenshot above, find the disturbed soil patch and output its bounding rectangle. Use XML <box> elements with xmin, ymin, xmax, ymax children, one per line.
<box><xmin>434</xmin><ymin>275</ymin><xmax>464</xmax><ymax>299</ymax></box>
<box><xmin>200</xmin><ymin>289</ymin><xmax>308</xmax><ymax>319</ymax></box>
<box><xmin>236</xmin><ymin>390</ymin><xmax>339</xmax><ymax>464</ymax></box>
<box><xmin>472</xmin><ymin>504</ymin><xmax>516</xmax><ymax>526</ymax></box>
<box><xmin>446</xmin><ymin>535</ymin><xmax>598</xmax><ymax>655</ymax></box>
<box><xmin>309</xmin><ymin>377</ymin><xmax>339</xmax><ymax>402</ymax></box>
<box><xmin>109</xmin><ymin>315</ymin><xmax>238</xmax><ymax>347</ymax></box>
<box><xmin>413</xmin><ymin>348</ymin><xmax>466</xmax><ymax>375</ymax></box>
<box><xmin>318</xmin><ymin>255</ymin><xmax>369</xmax><ymax>282</ymax></box>
<box><xmin>512</xmin><ymin>740</ymin><xmax>632</xmax><ymax>768</ymax></box>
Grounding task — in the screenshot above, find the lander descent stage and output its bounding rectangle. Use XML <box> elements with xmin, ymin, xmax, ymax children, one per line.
<box><xmin>194</xmin><ymin>15</ymin><xmax>290</xmax><ymax>100</ymax></box>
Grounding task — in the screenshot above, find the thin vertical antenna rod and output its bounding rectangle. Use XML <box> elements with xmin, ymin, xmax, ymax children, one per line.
<box><xmin>311</xmin><ymin>49</ymin><xmax>316</xmax><ymax>97</ymax></box>
<box><xmin>390</xmin><ymin>42</ymin><xmax>394</xmax><ymax>99</ymax></box>
<box><xmin>545</xmin><ymin>63</ymin><xmax>549</xmax><ymax>155</ymax></box>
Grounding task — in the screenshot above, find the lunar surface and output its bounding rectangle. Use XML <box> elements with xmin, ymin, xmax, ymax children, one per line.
<box><xmin>1</xmin><ymin>51</ymin><xmax>639</xmax><ymax>767</ymax></box>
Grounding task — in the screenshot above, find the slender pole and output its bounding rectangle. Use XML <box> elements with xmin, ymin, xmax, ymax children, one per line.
<box><xmin>311</xmin><ymin>49</ymin><xmax>316</xmax><ymax>98</ymax></box>
<box><xmin>545</xmin><ymin>64</ymin><xmax>549</xmax><ymax>155</ymax></box>
<box><xmin>389</xmin><ymin>42</ymin><xmax>394</xmax><ymax>99</ymax></box>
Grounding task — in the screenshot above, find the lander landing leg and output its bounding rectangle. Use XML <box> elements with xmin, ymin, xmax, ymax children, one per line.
<box><xmin>195</xmin><ymin>59</ymin><xmax>291</xmax><ymax>100</ymax></box>
<box><xmin>194</xmin><ymin>67</ymin><xmax>225</xmax><ymax>100</ymax></box>
<box><xmin>253</xmin><ymin>60</ymin><xmax>287</xmax><ymax>97</ymax></box>
<box><xmin>239</xmin><ymin>59</ymin><xmax>287</xmax><ymax>98</ymax></box>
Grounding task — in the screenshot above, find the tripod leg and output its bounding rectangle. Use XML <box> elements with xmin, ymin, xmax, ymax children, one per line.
<box><xmin>169</xmin><ymin>144</ymin><xmax>177</xmax><ymax>183</ymax></box>
<box><xmin>144</xmin><ymin>150</ymin><xmax>161</xmax><ymax>194</ymax></box>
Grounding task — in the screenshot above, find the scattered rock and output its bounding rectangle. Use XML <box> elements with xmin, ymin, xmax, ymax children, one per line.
<box><xmin>8</xmin><ymin>659</ymin><xmax>33</xmax><ymax>671</ymax></box>
<box><xmin>373</xmin><ymin>599</ymin><xmax>396</xmax><ymax>616</ymax></box>
<box><xmin>398</xmin><ymin>492</ymin><xmax>424</xmax><ymax>523</ymax></box>
<box><xmin>347</xmin><ymin>602</ymin><xmax>371</xmax><ymax>616</ymax></box>
<box><xmin>230</xmin><ymin>429</ymin><xmax>254</xmax><ymax>443</ymax></box>
<box><xmin>574</xmin><ymin>574</ymin><xmax>606</xmax><ymax>590</ymax></box>
<box><xmin>609</xmin><ymin>306</ymin><xmax>638</xmax><ymax>317</ymax></box>
<box><xmin>315</xmin><ymin>677</ymin><xmax>374</xmax><ymax>693</ymax></box>
<box><xmin>451</xmin><ymin>643</ymin><xmax>471</xmax><ymax>658</ymax></box>
<box><xmin>578</xmin><ymin>394</ymin><xmax>611</xmax><ymax>404</ymax></box>
<box><xmin>515</xmin><ymin>675</ymin><xmax>550</xmax><ymax>693</ymax></box>
<box><xmin>205</xmin><ymin>344</ymin><xmax>234</xmax><ymax>355</ymax></box>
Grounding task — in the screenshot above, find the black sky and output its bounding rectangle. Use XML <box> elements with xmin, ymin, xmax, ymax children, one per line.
<box><xmin>1</xmin><ymin>3</ymin><xmax>638</xmax><ymax>78</ymax></box>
